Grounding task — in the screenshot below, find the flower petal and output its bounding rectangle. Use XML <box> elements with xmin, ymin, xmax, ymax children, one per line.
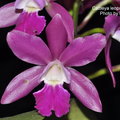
<box><xmin>68</xmin><ymin>68</ymin><xmax>102</xmax><ymax>112</ymax></box>
<box><xmin>7</xmin><ymin>30</ymin><xmax>53</xmax><ymax>65</ymax></box>
<box><xmin>104</xmin><ymin>15</ymin><xmax>120</xmax><ymax>38</ymax></box>
<box><xmin>112</xmin><ymin>29</ymin><xmax>120</xmax><ymax>42</ymax></box>
<box><xmin>15</xmin><ymin>12</ymin><xmax>46</xmax><ymax>35</ymax></box>
<box><xmin>53</xmin><ymin>85</ymin><xmax>70</xmax><ymax>117</ymax></box>
<box><xmin>15</xmin><ymin>0</ymin><xmax>30</xmax><ymax>9</ymax></box>
<box><xmin>1</xmin><ymin>66</ymin><xmax>45</xmax><ymax>104</ymax></box>
<box><xmin>46</xmin><ymin>2</ymin><xmax>74</xmax><ymax>42</ymax></box>
<box><xmin>46</xmin><ymin>14</ymin><xmax>67</xmax><ymax>59</ymax></box>
<box><xmin>35</xmin><ymin>0</ymin><xmax>47</xmax><ymax>10</ymax></box>
<box><xmin>60</xmin><ymin>34</ymin><xmax>106</xmax><ymax>67</ymax></box>
<box><xmin>41</xmin><ymin>60</ymin><xmax>70</xmax><ymax>84</ymax></box>
<box><xmin>0</xmin><ymin>2</ymin><xmax>20</xmax><ymax>28</ymax></box>
<box><xmin>33</xmin><ymin>84</ymin><xmax>70</xmax><ymax>117</ymax></box>
<box><xmin>105</xmin><ymin>39</ymin><xmax>116</xmax><ymax>87</ymax></box>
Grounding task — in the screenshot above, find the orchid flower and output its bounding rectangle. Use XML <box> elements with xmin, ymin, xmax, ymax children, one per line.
<box><xmin>0</xmin><ymin>0</ymin><xmax>74</xmax><ymax>41</ymax></box>
<box><xmin>1</xmin><ymin>14</ymin><xmax>106</xmax><ymax>117</ymax></box>
<box><xmin>0</xmin><ymin>2</ymin><xmax>46</xmax><ymax>35</ymax></box>
<box><xmin>104</xmin><ymin>15</ymin><xmax>120</xmax><ymax>87</ymax></box>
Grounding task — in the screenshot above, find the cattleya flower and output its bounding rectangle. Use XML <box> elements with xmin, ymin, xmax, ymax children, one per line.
<box><xmin>0</xmin><ymin>2</ymin><xmax>46</xmax><ymax>35</ymax></box>
<box><xmin>1</xmin><ymin>14</ymin><xmax>106</xmax><ymax>117</ymax></box>
<box><xmin>0</xmin><ymin>0</ymin><xmax>74</xmax><ymax>41</ymax></box>
<box><xmin>104</xmin><ymin>15</ymin><xmax>120</xmax><ymax>87</ymax></box>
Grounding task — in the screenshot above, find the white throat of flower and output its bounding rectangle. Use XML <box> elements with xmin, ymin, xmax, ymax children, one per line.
<box><xmin>41</xmin><ymin>61</ymin><xmax>69</xmax><ymax>86</ymax></box>
<box><xmin>24</xmin><ymin>0</ymin><xmax>40</xmax><ymax>13</ymax></box>
<box><xmin>112</xmin><ymin>30</ymin><xmax>120</xmax><ymax>42</ymax></box>
<box><xmin>16</xmin><ymin>0</ymin><xmax>48</xmax><ymax>13</ymax></box>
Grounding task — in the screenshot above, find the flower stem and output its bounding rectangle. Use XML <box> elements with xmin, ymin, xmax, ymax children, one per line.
<box><xmin>77</xmin><ymin>0</ymin><xmax>112</xmax><ymax>32</ymax></box>
<box><xmin>88</xmin><ymin>64</ymin><xmax>120</xmax><ymax>79</ymax></box>
<box><xmin>69</xmin><ymin>10</ymin><xmax>73</xmax><ymax>17</ymax></box>
<box><xmin>73</xmin><ymin>0</ymin><xmax>82</xmax><ymax>36</ymax></box>
<box><xmin>78</xmin><ymin>28</ymin><xmax>105</xmax><ymax>37</ymax></box>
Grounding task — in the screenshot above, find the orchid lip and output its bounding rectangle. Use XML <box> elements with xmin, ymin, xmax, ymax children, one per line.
<box><xmin>24</xmin><ymin>7</ymin><xmax>40</xmax><ymax>13</ymax></box>
<box><xmin>22</xmin><ymin>0</ymin><xmax>48</xmax><ymax>13</ymax></box>
<box><xmin>24</xmin><ymin>1</ymin><xmax>40</xmax><ymax>13</ymax></box>
<box><xmin>15</xmin><ymin>0</ymin><xmax>41</xmax><ymax>13</ymax></box>
<box><xmin>41</xmin><ymin>60</ymin><xmax>69</xmax><ymax>86</ymax></box>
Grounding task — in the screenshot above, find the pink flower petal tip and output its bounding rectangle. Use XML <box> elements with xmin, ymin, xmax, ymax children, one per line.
<box><xmin>15</xmin><ymin>12</ymin><xmax>46</xmax><ymax>35</ymax></box>
<box><xmin>33</xmin><ymin>84</ymin><xmax>70</xmax><ymax>117</ymax></box>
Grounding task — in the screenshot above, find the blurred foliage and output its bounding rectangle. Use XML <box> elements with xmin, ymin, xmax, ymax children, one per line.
<box><xmin>0</xmin><ymin>111</ymin><xmax>44</xmax><ymax>120</ymax></box>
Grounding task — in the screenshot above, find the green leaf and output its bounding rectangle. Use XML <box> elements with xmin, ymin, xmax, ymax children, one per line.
<box><xmin>68</xmin><ymin>99</ymin><xmax>98</xmax><ymax>120</ymax></box>
<box><xmin>0</xmin><ymin>111</ymin><xmax>44</xmax><ymax>120</ymax></box>
<box><xmin>79</xmin><ymin>28</ymin><xmax>105</xmax><ymax>37</ymax></box>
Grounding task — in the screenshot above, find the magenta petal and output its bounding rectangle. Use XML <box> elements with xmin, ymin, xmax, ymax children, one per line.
<box><xmin>0</xmin><ymin>2</ymin><xmax>20</xmax><ymax>28</ymax></box>
<box><xmin>1</xmin><ymin>66</ymin><xmax>45</xmax><ymax>104</ymax></box>
<box><xmin>7</xmin><ymin>30</ymin><xmax>53</xmax><ymax>65</ymax></box>
<box><xmin>68</xmin><ymin>68</ymin><xmax>102</xmax><ymax>112</ymax></box>
<box><xmin>33</xmin><ymin>84</ymin><xmax>70</xmax><ymax>117</ymax></box>
<box><xmin>15</xmin><ymin>12</ymin><xmax>46</xmax><ymax>35</ymax></box>
<box><xmin>105</xmin><ymin>39</ymin><xmax>116</xmax><ymax>87</ymax></box>
<box><xmin>34</xmin><ymin>84</ymin><xmax>53</xmax><ymax>117</ymax></box>
<box><xmin>46</xmin><ymin>14</ymin><xmax>67</xmax><ymax>59</ymax></box>
<box><xmin>53</xmin><ymin>85</ymin><xmax>70</xmax><ymax>117</ymax></box>
<box><xmin>104</xmin><ymin>15</ymin><xmax>120</xmax><ymax>38</ymax></box>
<box><xmin>46</xmin><ymin>2</ymin><xmax>74</xmax><ymax>42</ymax></box>
<box><xmin>60</xmin><ymin>34</ymin><xmax>106</xmax><ymax>67</ymax></box>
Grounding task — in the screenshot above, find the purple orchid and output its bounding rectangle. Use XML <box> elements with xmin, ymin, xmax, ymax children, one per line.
<box><xmin>0</xmin><ymin>2</ymin><xmax>46</xmax><ymax>35</ymax></box>
<box><xmin>1</xmin><ymin>14</ymin><xmax>106</xmax><ymax>117</ymax></box>
<box><xmin>0</xmin><ymin>0</ymin><xmax>74</xmax><ymax>41</ymax></box>
<box><xmin>104</xmin><ymin>15</ymin><xmax>120</xmax><ymax>87</ymax></box>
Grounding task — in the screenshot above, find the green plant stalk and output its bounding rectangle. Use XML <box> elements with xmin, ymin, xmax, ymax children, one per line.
<box><xmin>88</xmin><ymin>64</ymin><xmax>120</xmax><ymax>79</ymax></box>
<box><xmin>77</xmin><ymin>0</ymin><xmax>112</xmax><ymax>32</ymax></box>
<box><xmin>69</xmin><ymin>10</ymin><xmax>73</xmax><ymax>17</ymax></box>
<box><xmin>79</xmin><ymin>28</ymin><xmax>105</xmax><ymax>37</ymax></box>
<box><xmin>73</xmin><ymin>0</ymin><xmax>81</xmax><ymax>36</ymax></box>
